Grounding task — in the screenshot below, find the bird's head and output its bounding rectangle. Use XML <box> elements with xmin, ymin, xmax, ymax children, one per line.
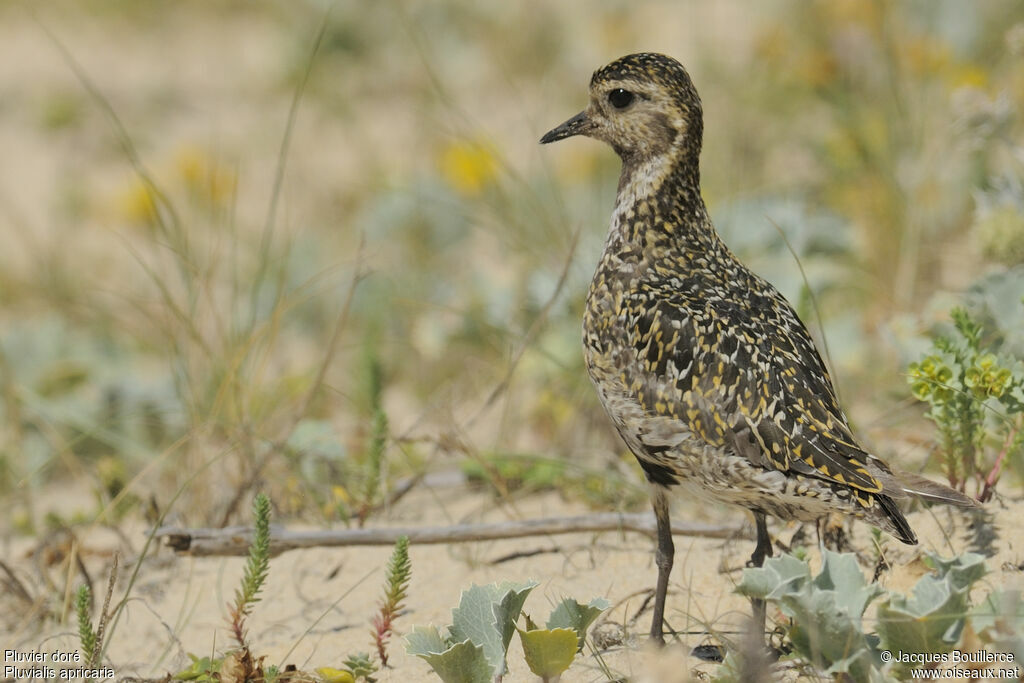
<box><xmin>540</xmin><ymin>53</ymin><xmax>703</xmax><ymax>166</ymax></box>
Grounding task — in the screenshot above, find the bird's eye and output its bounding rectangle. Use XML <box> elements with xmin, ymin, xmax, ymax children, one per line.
<box><xmin>608</xmin><ymin>88</ymin><xmax>635</xmax><ymax>109</ymax></box>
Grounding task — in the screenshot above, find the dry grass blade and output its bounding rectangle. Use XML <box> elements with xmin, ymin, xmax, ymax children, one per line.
<box><xmin>92</xmin><ymin>554</ymin><xmax>119</xmax><ymax>663</ymax></box>
<box><xmin>0</xmin><ymin>559</ymin><xmax>34</xmax><ymax>605</ymax></box>
<box><xmin>98</xmin><ymin>444</ymin><xmax>238</xmax><ymax>665</ymax></box>
<box><xmin>250</xmin><ymin>3</ymin><xmax>335</xmax><ymax>328</ymax></box>
<box><xmin>289</xmin><ymin>234</ymin><xmax>368</xmax><ymax>437</ymax></box>
<box><xmin>466</xmin><ymin>224</ymin><xmax>581</xmax><ymax>430</ymax></box>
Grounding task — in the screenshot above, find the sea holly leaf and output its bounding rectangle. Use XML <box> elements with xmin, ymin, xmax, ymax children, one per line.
<box><xmin>878</xmin><ymin>552</ymin><xmax>988</xmax><ymax>658</ymax></box>
<box><xmin>923</xmin><ymin>551</ymin><xmax>987</xmax><ymax>591</ymax></box>
<box><xmin>973</xmin><ymin>589</ymin><xmax>1024</xmax><ymax>634</ymax></box>
<box><xmin>814</xmin><ymin>549</ymin><xmax>886</xmax><ymax>619</ymax></box>
<box><xmin>450</xmin><ymin>581</ymin><xmax>537</xmax><ymax>677</ymax></box>
<box><xmin>518</xmin><ymin>627</ymin><xmax>578</xmax><ymax>681</ymax></box>
<box><xmin>736</xmin><ymin>552</ymin><xmax>811</xmax><ymax>601</ymax></box>
<box><xmin>824</xmin><ymin>648</ymin><xmax>883</xmax><ymax>681</ymax></box>
<box><xmin>877</xmin><ymin>575</ymin><xmax>966</xmax><ymax>654</ymax></box>
<box><xmin>406</xmin><ymin>626</ymin><xmax>492</xmax><ymax>683</ymax></box>
<box><xmin>973</xmin><ymin>589</ymin><xmax>1024</xmax><ymax>663</ymax></box>
<box><xmin>735</xmin><ymin>567</ymin><xmax>779</xmax><ymax>601</ymax></box>
<box><xmin>546</xmin><ymin>597</ymin><xmax>610</xmax><ymax>651</ymax></box>
<box><xmin>406</xmin><ymin>582</ymin><xmax>608</xmax><ymax>682</ymax></box>
<box><xmin>783</xmin><ymin>587</ymin><xmax>877</xmax><ymax>681</ymax></box>
<box><xmin>713</xmin><ymin>651</ymin><xmax>743</xmax><ymax>683</ymax></box>
<box><xmin>737</xmin><ymin>551</ymin><xmax>885</xmax><ymax>681</ymax></box>
<box><xmin>411</xmin><ymin>640</ymin><xmax>492</xmax><ymax>683</ymax></box>
<box><xmin>522</xmin><ymin>611</ymin><xmax>540</xmax><ymax>631</ymax></box>
<box><xmin>406</xmin><ymin>624</ymin><xmax>450</xmax><ymax>655</ymax></box>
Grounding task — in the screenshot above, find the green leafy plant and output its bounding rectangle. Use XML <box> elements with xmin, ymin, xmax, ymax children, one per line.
<box><xmin>75</xmin><ymin>554</ymin><xmax>117</xmax><ymax>675</ymax></box>
<box><xmin>371</xmin><ymin>534</ymin><xmax>411</xmax><ymax>667</ymax></box>
<box><xmin>360</xmin><ymin>409</ymin><xmax>388</xmax><ymax>522</ymax></box>
<box><xmin>176</xmin><ymin>494</ymin><xmax>273</xmax><ymax>683</ymax></box>
<box><xmin>460</xmin><ymin>451</ymin><xmax>647</xmax><ymax>509</ymax></box>
<box><xmin>355</xmin><ymin>347</ymin><xmax>389</xmax><ymax>526</ymax></box>
<box><xmin>876</xmin><ymin>554</ymin><xmax>987</xmax><ymax>675</ymax></box>
<box><xmin>228</xmin><ymin>492</ymin><xmax>272</xmax><ymax>650</ymax></box>
<box><xmin>907</xmin><ymin>306</ymin><xmax>1024</xmax><ymax>498</ymax></box>
<box><xmin>406</xmin><ymin>580</ymin><xmax>608</xmax><ymax>683</ymax></box>
<box><xmin>76</xmin><ymin>585</ymin><xmax>98</xmax><ymax>666</ymax></box>
<box><xmin>973</xmin><ymin>589</ymin><xmax>1024</xmax><ymax>663</ymax></box>
<box><xmin>518</xmin><ymin>597</ymin><xmax>608</xmax><ymax>682</ymax></box>
<box><xmin>173</xmin><ymin>655</ymin><xmax>222</xmax><ymax>683</ymax></box>
<box><xmin>316</xmin><ymin>534</ymin><xmax>412</xmax><ymax>682</ymax></box>
<box><xmin>732</xmin><ymin>550</ymin><xmax>989</xmax><ymax>681</ymax></box>
<box><xmin>517</xmin><ymin>628</ymin><xmax>576</xmax><ymax>682</ymax></box>
<box><xmin>176</xmin><ymin>510</ymin><xmax>409</xmax><ymax>683</ymax></box>
<box><xmin>343</xmin><ymin>653</ymin><xmax>378</xmax><ymax>681</ymax></box>
<box><xmin>320</xmin><ymin>652</ymin><xmax>379</xmax><ymax>683</ymax></box>
<box><xmin>736</xmin><ymin>550</ymin><xmax>884</xmax><ymax>680</ymax></box>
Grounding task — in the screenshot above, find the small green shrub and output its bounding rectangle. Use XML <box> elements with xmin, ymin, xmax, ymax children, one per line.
<box><xmin>406</xmin><ymin>581</ymin><xmax>608</xmax><ymax>683</ymax></box>
<box><xmin>371</xmin><ymin>535</ymin><xmax>411</xmax><ymax>667</ymax></box>
<box><xmin>460</xmin><ymin>451</ymin><xmax>647</xmax><ymax>509</ymax></box>
<box><xmin>175</xmin><ymin>494</ymin><xmax>275</xmax><ymax>682</ymax></box>
<box><xmin>729</xmin><ymin>550</ymin><xmax>991</xmax><ymax>681</ymax></box>
<box><xmin>177</xmin><ymin>498</ymin><xmax>410</xmax><ymax>683</ymax></box>
<box><xmin>76</xmin><ymin>585</ymin><xmax>98</xmax><ymax>667</ymax></box>
<box><xmin>907</xmin><ymin>306</ymin><xmax>1024</xmax><ymax>499</ymax></box>
<box><xmin>227</xmin><ymin>493</ymin><xmax>272</xmax><ymax>650</ymax></box>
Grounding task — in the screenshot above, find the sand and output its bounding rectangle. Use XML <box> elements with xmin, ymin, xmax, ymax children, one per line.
<box><xmin>3</xmin><ymin>475</ymin><xmax>1020</xmax><ymax>682</ymax></box>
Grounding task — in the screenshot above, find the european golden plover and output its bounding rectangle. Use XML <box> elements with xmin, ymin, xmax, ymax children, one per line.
<box><xmin>540</xmin><ymin>52</ymin><xmax>976</xmax><ymax>643</ymax></box>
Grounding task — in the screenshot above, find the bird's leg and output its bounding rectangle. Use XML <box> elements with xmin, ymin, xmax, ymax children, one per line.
<box><xmin>650</xmin><ymin>487</ymin><xmax>675</xmax><ymax>645</ymax></box>
<box><xmin>749</xmin><ymin>512</ymin><xmax>773</xmax><ymax>567</ymax></box>
<box><xmin>748</xmin><ymin>512</ymin><xmax>773</xmax><ymax>639</ymax></box>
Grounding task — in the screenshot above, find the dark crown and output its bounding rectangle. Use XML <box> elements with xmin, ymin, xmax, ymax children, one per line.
<box><xmin>591</xmin><ymin>53</ymin><xmax>702</xmax><ymax>119</ymax></box>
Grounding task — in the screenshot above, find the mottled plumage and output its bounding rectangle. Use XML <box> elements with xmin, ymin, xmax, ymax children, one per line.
<box><xmin>541</xmin><ymin>52</ymin><xmax>975</xmax><ymax>643</ymax></box>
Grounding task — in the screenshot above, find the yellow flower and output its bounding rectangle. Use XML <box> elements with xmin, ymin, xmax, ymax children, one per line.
<box><xmin>901</xmin><ymin>37</ymin><xmax>951</xmax><ymax>76</ymax></box>
<box><xmin>797</xmin><ymin>48</ymin><xmax>839</xmax><ymax>88</ymax></box>
<box><xmin>114</xmin><ymin>177</ymin><xmax>158</xmax><ymax>225</ymax></box>
<box><xmin>175</xmin><ymin>144</ymin><xmax>236</xmax><ymax>205</ymax></box>
<box><xmin>332</xmin><ymin>485</ymin><xmax>351</xmax><ymax>504</ymax></box>
<box><xmin>439</xmin><ymin>138</ymin><xmax>499</xmax><ymax>195</ymax></box>
<box><xmin>175</xmin><ymin>145</ymin><xmax>206</xmax><ymax>187</ymax></box>
<box><xmin>754</xmin><ymin>25</ymin><xmax>788</xmax><ymax>63</ymax></box>
<box><xmin>825</xmin><ymin>0</ymin><xmax>883</xmax><ymax>30</ymax></box>
<box><xmin>948</xmin><ymin>64</ymin><xmax>989</xmax><ymax>90</ymax></box>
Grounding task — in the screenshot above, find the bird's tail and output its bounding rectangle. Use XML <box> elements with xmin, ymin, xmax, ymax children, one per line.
<box><xmin>877</xmin><ymin>469</ymin><xmax>978</xmax><ymax>508</ymax></box>
<box><xmin>876</xmin><ymin>494</ymin><xmax>918</xmax><ymax>545</ymax></box>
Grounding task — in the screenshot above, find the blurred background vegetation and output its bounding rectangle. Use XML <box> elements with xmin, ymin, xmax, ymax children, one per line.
<box><xmin>1</xmin><ymin>0</ymin><xmax>1023</xmax><ymax>534</ymax></box>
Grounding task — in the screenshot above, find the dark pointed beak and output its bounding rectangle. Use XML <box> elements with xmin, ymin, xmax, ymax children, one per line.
<box><xmin>540</xmin><ymin>110</ymin><xmax>591</xmax><ymax>144</ymax></box>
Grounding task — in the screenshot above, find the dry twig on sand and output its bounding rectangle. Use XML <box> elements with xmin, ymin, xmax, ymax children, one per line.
<box><xmin>155</xmin><ymin>513</ymin><xmax>748</xmax><ymax>557</ymax></box>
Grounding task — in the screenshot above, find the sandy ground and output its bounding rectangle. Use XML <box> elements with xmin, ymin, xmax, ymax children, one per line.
<box><xmin>3</xmin><ymin>475</ymin><xmax>1021</xmax><ymax>682</ymax></box>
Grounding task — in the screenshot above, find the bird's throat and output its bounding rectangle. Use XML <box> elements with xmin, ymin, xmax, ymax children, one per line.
<box><xmin>611</xmin><ymin>151</ymin><xmax>711</xmax><ymax>255</ymax></box>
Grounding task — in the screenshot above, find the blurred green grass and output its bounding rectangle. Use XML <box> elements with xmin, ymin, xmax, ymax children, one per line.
<box><xmin>1</xmin><ymin>0</ymin><xmax>1023</xmax><ymax>532</ymax></box>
